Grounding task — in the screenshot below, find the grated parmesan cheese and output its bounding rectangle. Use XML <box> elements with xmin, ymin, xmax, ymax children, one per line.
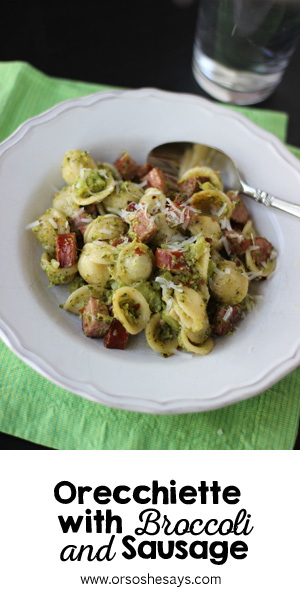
<box><xmin>99</xmin><ymin>228</ymin><xmax>114</xmax><ymax>235</ymax></box>
<box><xmin>220</xmin><ymin>235</ymin><xmax>231</xmax><ymax>255</ymax></box>
<box><xmin>223</xmin><ymin>306</ymin><xmax>233</xmax><ymax>322</ymax></box>
<box><xmin>164</xmin><ymin>234</ymin><xmax>199</xmax><ymax>252</ymax></box>
<box><xmin>155</xmin><ymin>276</ymin><xmax>183</xmax><ymax>293</ymax></box>
<box><xmin>247</xmin><ymin>270</ymin><xmax>263</xmax><ymax>280</ymax></box>
<box><xmin>220</xmin><ymin>217</ymin><xmax>232</xmax><ymax>230</ymax></box>
<box><xmin>25</xmin><ymin>220</ymin><xmax>40</xmax><ymax>230</ymax></box>
<box><xmin>48</xmin><ymin>218</ymin><xmax>58</xmax><ymax>229</ymax></box>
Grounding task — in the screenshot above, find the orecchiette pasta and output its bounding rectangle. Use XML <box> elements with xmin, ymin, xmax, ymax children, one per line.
<box><xmin>63</xmin><ymin>284</ymin><xmax>106</xmax><ymax>314</ymax></box>
<box><xmin>83</xmin><ymin>215</ymin><xmax>127</xmax><ymax>244</ymax></box>
<box><xmin>72</xmin><ymin>168</ymin><xmax>115</xmax><ymax>205</ymax></box>
<box><xmin>78</xmin><ymin>242</ymin><xmax>117</xmax><ymax>286</ymax></box>
<box><xmin>172</xmin><ymin>285</ymin><xmax>208</xmax><ymax>333</ymax></box>
<box><xmin>32</xmin><ymin>208</ymin><xmax>70</xmax><ymax>254</ymax></box>
<box><xmin>115</xmin><ymin>241</ymin><xmax>154</xmax><ymax>285</ymax></box>
<box><xmin>62</xmin><ymin>150</ymin><xmax>97</xmax><ymax>185</ymax></box>
<box><xmin>245</xmin><ymin>248</ymin><xmax>276</xmax><ymax>278</ymax></box>
<box><xmin>29</xmin><ymin>147</ymin><xmax>277</xmax><ymax>355</ymax></box>
<box><xmin>179</xmin><ymin>165</ymin><xmax>223</xmax><ymax>191</ymax></box>
<box><xmin>52</xmin><ymin>187</ymin><xmax>79</xmax><ymax>217</ymax></box>
<box><xmin>145</xmin><ymin>313</ymin><xmax>179</xmax><ymax>356</ymax></box>
<box><xmin>178</xmin><ymin>329</ymin><xmax>214</xmax><ymax>355</ymax></box>
<box><xmin>112</xmin><ymin>287</ymin><xmax>151</xmax><ymax>334</ymax></box>
<box><xmin>103</xmin><ymin>181</ymin><xmax>143</xmax><ymax>213</ymax></box>
<box><xmin>139</xmin><ymin>187</ymin><xmax>167</xmax><ymax>214</ymax></box>
<box><xmin>188</xmin><ymin>216</ymin><xmax>223</xmax><ymax>249</ymax></box>
<box><xmin>190</xmin><ymin>189</ymin><xmax>234</xmax><ymax>220</ymax></box>
<box><xmin>41</xmin><ymin>252</ymin><xmax>78</xmax><ymax>285</ymax></box>
<box><xmin>209</xmin><ymin>259</ymin><xmax>249</xmax><ymax>304</ymax></box>
<box><xmin>150</xmin><ymin>213</ymin><xmax>176</xmax><ymax>247</ymax></box>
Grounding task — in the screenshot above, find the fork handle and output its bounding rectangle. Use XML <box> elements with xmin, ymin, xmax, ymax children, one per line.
<box><xmin>240</xmin><ymin>181</ymin><xmax>300</xmax><ymax>219</ymax></box>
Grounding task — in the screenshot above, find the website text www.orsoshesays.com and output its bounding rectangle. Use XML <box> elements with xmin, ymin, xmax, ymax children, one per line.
<box><xmin>80</xmin><ymin>573</ymin><xmax>221</xmax><ymax>587</ymax></box>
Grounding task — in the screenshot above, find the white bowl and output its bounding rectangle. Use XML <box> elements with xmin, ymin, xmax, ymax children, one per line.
<box><xmin>1</xmin><ymin>88</ymin><xmax>300</xmax><ymax>414</ymax></box>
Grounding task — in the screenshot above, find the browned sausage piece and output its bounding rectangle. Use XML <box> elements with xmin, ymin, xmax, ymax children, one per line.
<box><xmin>82</xmin><ymin>297</ymin><xmax>110</xmax><ymax>338</ymax></box>
<box><xmin>103</xmin><ymin>319</ymin><xmax>129</xmax><ymax>349</ymax></box>
<box><xmin>155</xmin><ymin>248</ymin><xmax>188</xmax><ymax>271</ymax></box>
<box><xmin>178</xmin><ymin>177</ymin><xmax>200</xmax><ymax>196</ymax></box>
<box><xmin>131</xmin><ymin>209</ymin><xmax>157</xmax><ymax>243</ymax></box>
<box><xmin>224</xmin><ymin>229</ymin><xmax>251</xmax><ymax>255</ymax></box>
<box><xmin>114</xmin><ymin>151</ymin><xmax>138</xmax><ymax>180</ymax></box>
<box><xmin>212</xmin><ymin>304</ymin><xmax>243</xmax><ymax>336</ymax></box>
<box><xmin>146</xmin><ymin>167</ymin><xmax>168</xmax><ymax>193</ymax></box>
<box><xmin>136</xmin><ymin>162</ymin><xmax>153</xmax><ymax>180</ymax></box>
<box><xmin>228</xmin><ymin>192</ymin><xmax>249</xmax><ymax>225</ymax></box>
<box><xmin>55</xmin><ymin>232</ymin><xmax>77</xmax><ymax>267</ymax></box>
<box><xmin>251</xmin><ymin>237</ymin><xmax>274</xmax><ymax>265</ymax></box>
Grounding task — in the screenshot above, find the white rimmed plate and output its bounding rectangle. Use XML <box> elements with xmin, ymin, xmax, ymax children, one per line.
<box><xmin>1</xmin><ymin>88</ymin><xmax>300</xmax><ymax>414</ymax></box>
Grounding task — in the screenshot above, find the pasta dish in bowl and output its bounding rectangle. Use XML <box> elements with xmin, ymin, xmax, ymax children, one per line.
<box><xmin>0</xmin><ymin>88</ymin><xmax>299</xmax><ymax>413</ymax></box>
<box><xmin>27</xmin><ymin>147</ymin><xmax>276</xmax><ymax>358</ymax></box>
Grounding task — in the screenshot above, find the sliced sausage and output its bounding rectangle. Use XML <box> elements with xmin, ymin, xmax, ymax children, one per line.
<box><xmin>114</xmin><ymin>151</ymin><xmax>138</xmax><ymax>180</ymax></box>
<box><xmin>146</xmin><ymin>167</ymin><xmax>168</xmax><ymax>193</ymax></box>
<box><xmin>155</xmin><ymin>247</ymin><xmax>188</xmax><ymax>271</ymax></box>
<box><xmin>212</xmin><ymin>304</ymin><xmax>243</xmax><ymax>336</ymax></box>
<box><xmin>224</xmin><ymin>229</ymin><xmax>251</xmax><ymax>255</ymax></box>
<box><xmin>136</xmin><ymin>162</ymin><xmax>153</xmax><ymax>180</ymax></box>
<box><xmin>228</xmin><ymin>192</ymin><xmax>249</xmax><ymax>225</ymax></box>
<box><xmin>103</xmin><ymin>318</ymin><xmax>129</xmax><ymax>349</ymax></box>
<box><xmin>55</xmin><ymin>232</ymin><xmax>77</xmax><ymax>267</ymax></box>
<box><xmin>82</xmin><ymin>297</ymin><xmax>110</xmax><ymax>338</ymax></box>
<box><xmin>178</xmin><ymin>177</ymin><xmax>200</xmax><ymax>196</ymax></box>
<box><xmin>251</xmin><ymin>237</ymin><xmax>274</xmax><ymax>265</ymax></box>
<box><xmin>166</xmin><ymin>200</ymin><xmax>198</xmax><ymax>226</ymax></box>
<box><xmin>131</xmin><ymin>209</ymin><xmax>157</xmax><ymax>243</ymax></box>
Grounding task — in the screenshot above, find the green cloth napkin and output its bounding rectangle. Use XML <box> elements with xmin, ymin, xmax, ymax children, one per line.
<box><xmin>0</xmin><ymin>61</ymin><xmax>299</xmax><ymax>450</ymax></box>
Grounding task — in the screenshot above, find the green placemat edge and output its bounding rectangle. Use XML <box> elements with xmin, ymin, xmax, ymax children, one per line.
<box><xmin>1</xmin><ymin>340</ymin><xmax>300</xmax><ymax>450</ymax></box>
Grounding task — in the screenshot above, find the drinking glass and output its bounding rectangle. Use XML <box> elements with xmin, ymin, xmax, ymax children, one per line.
<box><xmin>192</xmin><ymin>0</ymin><xmax>300</xmax><ymax>104</ymax></box>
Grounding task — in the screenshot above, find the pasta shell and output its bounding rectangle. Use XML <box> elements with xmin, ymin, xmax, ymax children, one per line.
<box><xmin>178</xmin><ymin>329</ymin><xmax>214</xmax><ymax>355</ymax></box>
<box><xmin>139</xmin><ymin>188</ymin><xmax>167</xmax><ymax>214</ymax></box>
<box><xmin>194</xmin><ymin>243</ymin><xmax>211</xmax><ymax>281</ymax></box>
<box><xmin>112</xmin><ymin>286</ymin><xmax>151</xmax><ymax>334</ymax></box>
<box><xmin>190</xmin><ymin>189</ymin><xmax>233</xmax><ymax>220</ymax></box>
<box><xmin>173</xmin><ymin>285</ymin><xmax>207</xmax><ymax>333</ymax></box>
<box><xmin>103</xmin><ymin>181</ymin><xmax>143</xmax><ymax>214</ymax></box>
<box><xmin>243</xmin><ymin>220</ymin><xmax>276</xmax><ymax>278</ymax></box>
<box><xmin>62</xmin><ymin>150</ymin><xmax>97</xmax><ymax>185</ymax></box>
<box><xmin>84</xmin><ymin>215</ymin><xmax>127</xmax><ymax>244</ymax></box>
<box><xmin>188</xmin><ymin>216</ymin><xmax>222</xmax><ymax>249</ymax></box>
<box><xmin>78</xmin><ymin>242</ymin><xmax>117</xmax><ymax>285</ymax></box>
<box><xmin>72</xmin><ymin>170</ymin><xmax>115</xmax><ymax>206</ymax></box>
<box><xmin>145</xmin><ymin>313</ymin><xmax>178</xmax><ymax>356</ymax></box>
<box><xmin>41</xmin><ymin>252</ymin><xmax>78</xmax><ymax>285</ymax></box>
<box><xmin>63</xmin><ymin>284</ymin><xmax>106</xmax><ymax>314</ymax></box>
<box><xmin>32</xmin><ymin>208</ymin><xmax>70</xmax><ymax>254</ymax></box>
<box><xmin>209</xmin><ymin>260</ymin><xmax>249</xmax><ymax>304</ymax></box>
<box><xmin>150</xmin><ymin>213</ymin><xmax>177</xmax><ymax>247</ymax></box>
<box><xmin>245</xmin><ymin>249</ymin><xmax>276</xmax><ymax>278</ymax></box>
<box><xmin>52</xmin><ymin>186</ymin><xmax>79</xmax><ymax>217</ymax></box>
<box><xmin>179</xmin><ymin>166</ymin><xmax>223</xmax><ymax>191</ymax></box>
<box><xmin>242</xmin><ymin>219</ymin><xmax>256</xmax><ymax>239</ymax></box>
<box><xmin>115</xmin><ymin>241</ymin><xmax>154</xmax><ymax>285</ymax></box>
